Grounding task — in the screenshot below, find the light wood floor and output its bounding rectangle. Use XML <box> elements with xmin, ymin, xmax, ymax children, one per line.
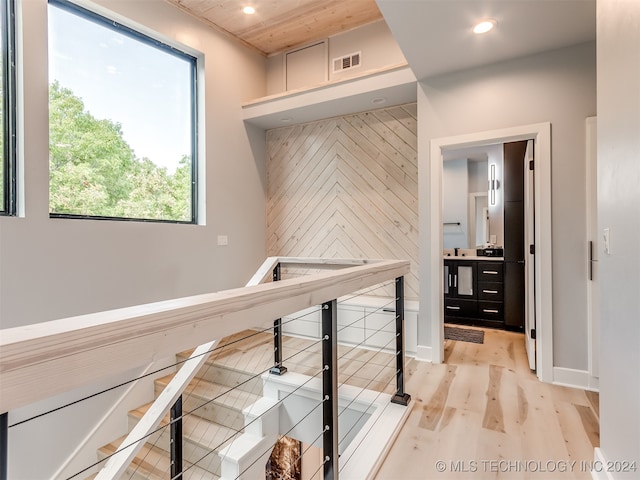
<box><xmin>376</xmin><ymin>326</ymin><xmax>599</xmax><ymax>480</ymax></box>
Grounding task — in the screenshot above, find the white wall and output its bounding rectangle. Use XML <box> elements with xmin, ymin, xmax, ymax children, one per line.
<box><xmin>596</xmin><ymin>0</ymin><xmax>640</xmax><ymax>474</ymax></box>
<box><xmin>266</xmin><ymin>20</ymin><xmax>406</xmax><ymax>95</ymax></box>
<box><xmin>417</xmin><ymin>42</ymin><xmax>596</xmax><ymax>371</ymax></box>
<box><xmin>467</xmin><ymin>160</ymin><xmax>488</xmax><ymax>194</ymax></box>
<box><xmin>1</xmin><ymin>0</ymin><xmax>267</xmax><ymax>476</ymax></box>
<box><xmin>442</xmin><ymin>158</ymin><xmax>469</xmax><ymax>249</ymax></box>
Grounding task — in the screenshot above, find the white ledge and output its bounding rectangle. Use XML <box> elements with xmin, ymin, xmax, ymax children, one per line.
<box><xmin>242</xmin><ymin>64</ymin><xmax>417</xmax><ymax>129</ymax></box>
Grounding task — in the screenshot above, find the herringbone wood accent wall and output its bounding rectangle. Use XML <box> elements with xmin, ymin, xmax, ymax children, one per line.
<box><xmin>266</xmin><ymin>103</ymin><xmax>418</xmax><ymax>299</ymax></box>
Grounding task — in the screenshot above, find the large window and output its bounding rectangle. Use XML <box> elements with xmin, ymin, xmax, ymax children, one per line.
<box><xmin>48</xmin><ymin>0</ymin><xmax>197</xmax><ymax>223</ymax></box>
<box><xmin>1</xmin><ymin>0</ymin><xmax>16</xmax><ymax>216</ymax></box>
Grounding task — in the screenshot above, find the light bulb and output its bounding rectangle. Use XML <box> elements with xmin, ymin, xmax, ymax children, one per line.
<box><xmin>473</xmin><ymin>20</ymin><xmax>496</xmax><ymax>34</ymax></box>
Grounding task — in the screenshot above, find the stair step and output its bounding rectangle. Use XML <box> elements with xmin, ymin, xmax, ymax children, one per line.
<box><xmin>154</xmin><ymin>375</ymin><xmax>260</xmax><ymax>431</ymax></box>
<box><xmin>97</xmin><ymin>437</ymin><xmax>218</xmax><ymax>480</ymax></box>
<box><xmin>128</xmin><ymin>403</ymin><xmax>240</xmax><ymax>476</ymax></box>
<box><xmin>176</xmin><ymin>350</ymin><xmax>264</xmax><ymax>395</ymax></box>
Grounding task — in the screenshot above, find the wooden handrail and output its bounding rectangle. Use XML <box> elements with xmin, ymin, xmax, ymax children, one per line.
<box><xmin>245</xmin><ymin>256</ymin><xmax>381</xmax><ymax>286</ymax></box>
<box><xmin>0</xmin><ymin>258</ymin><xmax>409</xmax><ymax>413</ymax></box>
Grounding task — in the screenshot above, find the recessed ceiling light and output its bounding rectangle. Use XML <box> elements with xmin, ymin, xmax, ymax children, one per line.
<box><xmin>371</xmin><ymin>97</ymin><xmax>387</xmax><ymax>105</ymax></box>
<box><xmin>473</xmin><ymin>19</ymin><xmax>496</xmax><ymax>34</ymax></box>
<box><xmin>243</xmin><ymin>6</ymin><xmax>256</xmax><ymax>15</ymax></box>
<box><xmin>280</xmin><ymin>116</ymin><xmax>293</xmax><ymax>123</ymax></box>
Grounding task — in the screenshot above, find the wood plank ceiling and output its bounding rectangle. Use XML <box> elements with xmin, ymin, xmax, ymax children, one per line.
<box><xmin>167</xmin><ymin>0</ymin><xmax>383</xmax><ymax>55</ymax></box>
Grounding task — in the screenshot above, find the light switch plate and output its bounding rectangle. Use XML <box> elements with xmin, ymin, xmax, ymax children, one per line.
<box><xmin>217</xmin><ymin>235</ymin><xmax>228</xmax><ymax>246</ymax></box>
<box><xmin>603</xmin><ymin>228</ymin><xmax>610</xmax><ymax>254</ymax></box>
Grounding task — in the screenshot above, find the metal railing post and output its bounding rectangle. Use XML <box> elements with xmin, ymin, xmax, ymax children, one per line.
<box><xmin>170</xmin><ymin>396</ymin><xmax>183</xmax><ymax>479</ymax></box>
<box><xmin>270</xmin><ymin>263</ymin><xmax>287</xmax><ymax>375</ymax></box>
<box><xmin>391</xmin><ymin>276</ymin><xmax>411</xmax><ymax>406</ymax></box>
<box><xmin>322</xmin><ymin>300</ymin><xmax>339</xmax><ymax>480</ymax></box>
<box><xmin>1</xmin><ymin>412</ymin><xmax>7</xmax><ymax>480</ymax></box>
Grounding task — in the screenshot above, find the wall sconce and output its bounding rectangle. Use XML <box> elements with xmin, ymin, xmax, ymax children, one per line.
<box><xmin>490</xmin><ymin>164</ymin><xmax>496</xmax><ymax>205</ymax></box>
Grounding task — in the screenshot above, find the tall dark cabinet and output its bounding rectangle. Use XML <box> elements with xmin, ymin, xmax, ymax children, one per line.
<box><xmin>503</xmin><ymin>141</ymin><xmax>527</xmax><ymax>330</ymax></box>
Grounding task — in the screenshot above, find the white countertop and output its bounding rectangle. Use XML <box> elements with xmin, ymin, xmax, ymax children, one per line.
<box><xmin>442</xmin><ymin>255</ymin><xmax>504</xmax><ymax>261</ymax></box>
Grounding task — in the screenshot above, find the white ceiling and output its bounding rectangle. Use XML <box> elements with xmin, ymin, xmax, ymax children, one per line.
<box><xmin>376</xmin><ymin>0</ymin><xmax>596</xmax><ymax>80</ymax></box>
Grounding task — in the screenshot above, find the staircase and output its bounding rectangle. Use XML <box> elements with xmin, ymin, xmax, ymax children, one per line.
<box><xmin>96</xmin><ymin>349</ymin><xmax>264</xmax><ymax>479</ymax></box>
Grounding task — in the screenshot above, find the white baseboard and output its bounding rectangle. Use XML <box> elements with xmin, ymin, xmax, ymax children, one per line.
<box><xmin>553</xmin><ymin>367</ymin><xmax>600</xmax><ymax>391</ymax></box>
<box><xmin>415</xmin><ymin>345</ymin><xmax>432</xmax><ymax>362</ymax></box>
<box><xmin>591</xmin><ymin>448</ymin><xmax>616</xmax><ymax>480</ymax></box>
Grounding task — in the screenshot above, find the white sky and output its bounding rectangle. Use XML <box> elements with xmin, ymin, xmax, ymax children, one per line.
<box><xmin>48</xmin><ymin>4</ymin><xmax>193</xmax><ymax>173</ymax></box>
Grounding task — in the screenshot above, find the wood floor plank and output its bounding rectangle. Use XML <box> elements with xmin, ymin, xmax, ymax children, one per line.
<box><xmin>585</xmin><ymin>390</ymin><xmax>599</xmax><ymax>419</ymax></box>
<box><xmin>418</xmin><ymin>365</ymin><xmax>457</xmax><ymax>431</ymax></box>
<box><xmin>482</xmin><ymin>364</ymin><xmax>506</xmax><ymax>433</ymax></box>
<box><xmin>574</xmin><ymin>404</ymin><xmax>600</xmax><ymax>449</ymax></box>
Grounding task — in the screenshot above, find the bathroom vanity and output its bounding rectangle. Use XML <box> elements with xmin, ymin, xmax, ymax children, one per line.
<box><xmin>444</xmin><ymin>256</ymin><xmax>505</xmax><ymax>329</ymax></box>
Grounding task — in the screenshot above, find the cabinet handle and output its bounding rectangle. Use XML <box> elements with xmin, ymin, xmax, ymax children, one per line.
<box><xmin>382</xmin><ymin>308</ymin><xmax>395</xmax><ymax>313</ymax></box>
<box><xmin>482</xmin><ymin>289</ymin><xmax>498</xmax><ymax>294</ymax></box>
<box><xmin>448</xmin><ymin>274</ymin><xmax>452</xmax><ymax>288</ymax></box>
<box><xmin>446</xmin><ymin>306</ymin><xmax>461</xmax><ymax>310</ymax></box>
<box><xmin>482</xmin><ymin>309</ymin><xmax>499</xmax><ymax>314</ymax></box>
<box><xmin>482</xmin><ymin>270</ymin><xmax>498</xmax><ymax>275</ymax></box>
<box><xmin>454</xmin><ymin>275</ymin><xmax>457</xmax><ymax>288</ymax></box>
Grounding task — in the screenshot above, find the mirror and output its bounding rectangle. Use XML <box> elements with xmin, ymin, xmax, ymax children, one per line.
<box><xmin>442</xmin><ymin>144</ymin><xmax>504</xmax><ymax>250</ymax></box>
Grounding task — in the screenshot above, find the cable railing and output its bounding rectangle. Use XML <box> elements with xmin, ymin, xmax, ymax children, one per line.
<box><xmin>0</xmin><ymin>257</ymin><xmax>412</xmax><ymax>480</ymax></box>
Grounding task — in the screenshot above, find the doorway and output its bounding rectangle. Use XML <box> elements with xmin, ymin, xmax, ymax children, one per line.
<box><xmin>425</xmin><ymin>123</ymin><xmax>553</xmax><ymax>383</ymax></box>
<box><xmin>441</xmin><ymin>141</ymin><xmax>530</xmax><ymax>333</ymax></box>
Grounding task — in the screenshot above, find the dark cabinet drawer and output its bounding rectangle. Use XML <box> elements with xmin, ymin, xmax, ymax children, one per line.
<box><xmin>477</xmin><ymin>263</ymin><xmax>504</xmax><ymax>282</ymax></box>
<box><xmin>478</xmin><ymin>282</ymin><xmax>504</xmax><ymax>301</ymax></box>
<box><xmin>478</xmin><ymin>301</ymin><xmax>504</xmax><ymax>321</ymax></box>
<box><xmin>444</xmin><ymin>298</ymin><xmax>477</xmax><ymax>318</ymax></box>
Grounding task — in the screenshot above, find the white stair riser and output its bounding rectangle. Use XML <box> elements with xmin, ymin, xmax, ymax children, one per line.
<box><xmin>175</xmin><ymin>356</ymin><xmax>264</xmax><ymax>395</ymax></box>
<box><xmin>154</xmin><ymin>384</ymin><xmax>247</xmax><ymax>431</ymax></box>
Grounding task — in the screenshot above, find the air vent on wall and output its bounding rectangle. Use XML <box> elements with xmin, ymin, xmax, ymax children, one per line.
<box><xmin>332</xmin><ymin>51</ymin><xmax>361</xmax><ymax>73</ymax></box>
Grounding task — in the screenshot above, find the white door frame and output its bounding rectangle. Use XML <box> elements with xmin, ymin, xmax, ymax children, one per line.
<box><xmin>428</xmin><ymin>122</ymin><xmax>553</xmax><ymax>383</ymax></box>
<box><xmin>524</xmin><ymin>140</ymin><xmax>536</xmax><ymax>370</ymax></box>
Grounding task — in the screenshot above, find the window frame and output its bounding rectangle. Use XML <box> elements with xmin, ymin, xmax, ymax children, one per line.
<box><xmin>1</xmin><ymin>0</ymin><xmax>17</xmax><ymax>216</ymax></box>
<box><xmin>48</xmin><ymin>0</ymin><xmax>199</xmax><ymax>224</ymax></box>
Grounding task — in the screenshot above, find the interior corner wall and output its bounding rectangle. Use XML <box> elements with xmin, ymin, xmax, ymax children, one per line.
<box><xmin>596</xmin><ymin>0</ymin><xmax>640</xmax><ymax>473</ymax></box>
<box><xmin>0</xmin><ymin>0</ymin><xmax>267</xmax><ymax>476</ymax></box>
<box><xmin>416</xmin><ymin>42</ymin><xmax>596</xmax><ymax>371</ymax></box>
